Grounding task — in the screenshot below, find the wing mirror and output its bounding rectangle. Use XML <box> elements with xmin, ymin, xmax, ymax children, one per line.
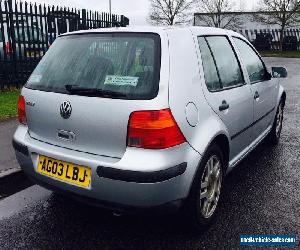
<box><xmin>272</xmin><ymin>67</ymin><xmax>288</xmax><ymax>78</ymax></box>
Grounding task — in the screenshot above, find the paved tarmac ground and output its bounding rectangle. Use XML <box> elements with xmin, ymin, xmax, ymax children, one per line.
<box><xmin>0</xmin><ymin>58</ymin><xmax>299</xmax><ymax>249</ymax></box>
<box><xmin>0</xmin><ymin>118</ymin><xmax>18</xmax><ymax>173</ymax></box>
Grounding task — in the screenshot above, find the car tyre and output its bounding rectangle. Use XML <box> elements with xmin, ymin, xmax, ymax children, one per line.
<box><xmin>182</xmin><ymin>143</ymin><xmax>225</xmax><ymax>231</ymax></box>
<box><xmin>268</xmin><ymin>100</ymin><xmax>284</xmax><ymax>145</ymax></box>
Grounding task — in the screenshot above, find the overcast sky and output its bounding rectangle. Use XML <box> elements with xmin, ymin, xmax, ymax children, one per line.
<box><xmin>32</xmin><ymin>0</ymin><xmax>258</xmax><ymax>26</ymax></box>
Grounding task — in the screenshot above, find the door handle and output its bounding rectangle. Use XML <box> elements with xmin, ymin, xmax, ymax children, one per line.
<box><xmin>254</xmin><ymin>91</ymin><xmax>260</xmax><ymax>100</ymax></box>
<box><xmin>219</xmin><ymin>100</ymin><xmax>229</xmax><ymax>111</ymax></box>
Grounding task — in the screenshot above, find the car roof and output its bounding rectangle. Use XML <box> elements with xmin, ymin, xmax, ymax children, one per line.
<box><xmin>62</xmin><ymin>25</ymin><xmax>244</xmax><ymax>39</ymax></box>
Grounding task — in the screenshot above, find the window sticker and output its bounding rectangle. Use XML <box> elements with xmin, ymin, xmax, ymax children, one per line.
<box><xmin>104</xmin><ymin>75</ymin><xmax>139</xmax><ymax>87</ymax></box>
<box><xmin>28</xmin><ymin>74</ymin><xmax>42</xmax><ymax>83</ymax></box>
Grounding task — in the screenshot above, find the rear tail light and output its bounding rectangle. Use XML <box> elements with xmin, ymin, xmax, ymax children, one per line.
<box><xmin>127</xmin><ymin>109</ymin><xmax>186</xmax><ymax>149</ymax></box>
<box><xmin>18</xmin><ymin>95</ymin><xmax>27</xmax><ymax>125</ymax></box>
<box><xmin>5</xmin><ymin>42</ymin><xmax>13</xmax><ymax>54</ymax></box>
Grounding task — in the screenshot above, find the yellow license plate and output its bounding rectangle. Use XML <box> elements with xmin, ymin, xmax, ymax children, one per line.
<box><xmin>37</xmin><ymin>155</ymin><xmax>91</xmax><ymax>188</ymax></box>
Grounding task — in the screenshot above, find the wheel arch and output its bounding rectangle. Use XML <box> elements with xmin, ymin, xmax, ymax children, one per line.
<box><xmin>277</xmin><ymin>85</ymin><xmax>286</xmax><ymax>107</ymax></box>
<box><xmin>190</xmin><ymin>132</ymin><xmax>230</xmax><ymax>190</ymax></box>
<box><xmin>210</xmin><ymin>134</ymin><xmax>230</xmax><ymax>172</ymax></box>
<box><xmin>185</xmin><ymin>132</ymin><xmax>230</xmax><ymax>207</ymax></box>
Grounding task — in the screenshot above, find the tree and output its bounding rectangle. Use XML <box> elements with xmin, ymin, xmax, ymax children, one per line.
<box><xmin>195</xmin><ymin>0</ymin><xmax>243</xmax><ymax>30</ymax></box>
<box><xmin>254</xmin><ymin>0</ymin><xmax>300</xmax><ymax>50</ymax></box>
<box><xmin>148</xmin><ymin>0</ymin><xmax>193</xmax><ymax>25</ymax></box>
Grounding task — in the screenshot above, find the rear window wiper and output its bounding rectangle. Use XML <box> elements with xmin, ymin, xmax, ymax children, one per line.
<box><xmin>65</xmin><ymin>85</ymin><xmax>127</xmax><ymax>98</ymax></box>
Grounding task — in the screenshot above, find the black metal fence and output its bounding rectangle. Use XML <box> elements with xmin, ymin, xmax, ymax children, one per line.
<box><xmin>0</xmin><ymin>0</ymin><xmax>129</xmax><ymax>90</ymax></box>
<box><xmin>239</xmin><ymin>28</ymin><xmax>300</xmax><ymax>51</ymax></box>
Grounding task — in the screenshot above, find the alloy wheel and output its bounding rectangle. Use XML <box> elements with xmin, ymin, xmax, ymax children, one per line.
<box><xmin>199</xmin><ymin>155</ymin><xmax>222</xmax><ymax>219</ymax></box>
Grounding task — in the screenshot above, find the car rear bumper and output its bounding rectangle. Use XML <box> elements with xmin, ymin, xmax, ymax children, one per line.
<box><xmin>13</xmin><ymin>125</ymin><xmax>201</xmax><ymax>210</ymax></box>
<box><xmin>25</xmin><ymin>172</ymin><xmax>184</xmax><ymax>214</ymax></box>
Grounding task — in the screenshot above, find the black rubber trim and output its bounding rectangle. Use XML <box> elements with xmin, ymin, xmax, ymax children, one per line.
<box><xmin>97</xmin><ymin>163</ymin><xmax>187</xmax><ymax>183</ymax></box>
<box><xmin>12</xmin><ymin>139</ymin><xmax>29</xmax><ymax>156</ymax></box>
<box><xmin>231</xmin><ymin>107</ymin><xmax>275</xmax><ymax>140</ymax></box>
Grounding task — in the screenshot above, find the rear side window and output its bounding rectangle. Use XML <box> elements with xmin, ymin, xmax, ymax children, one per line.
<box><xmin>233</xmin><ymin>37</ymin><xmax>266</xmax><ymax>83</ymax></box>
<box><xmin>198</xmin><ymin>37</ymin><xmax>221</xmax><ymax>91</ymax></box>
<box><xmin>26</xmin><ymin>33</ymin><xmax>161</xmax><ymax>100</ymax></box>
<box><xmin>198</xmin><ymin>36</ymin><xmax>244</xmax><ymax>91</ymax></box>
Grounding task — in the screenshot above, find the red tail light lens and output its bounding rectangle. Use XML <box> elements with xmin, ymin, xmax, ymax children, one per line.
<box><xmin>127</xmin><ymin>109</ymin><xmax>186</xmax><ymax>149</ymax></box>
<box><xmin>5</xmin><ymin>42</ymin><xmax>13</xmax><ymax>54</ymax></box>
<box><xmin>18</xmin><ymin>96</ymin><xmax>27</xmax><ymax>125</ymax></box>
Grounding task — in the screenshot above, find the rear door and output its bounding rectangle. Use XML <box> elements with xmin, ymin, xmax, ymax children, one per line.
<box><xmin>198</xmin><ymin>36</ymin><xmax>253</xmax><ymax>160</ymax></box>
<box><xmin>233</xmin><ymin>37</ymin><xmax>277</xmax><ymax>141</ymax></box>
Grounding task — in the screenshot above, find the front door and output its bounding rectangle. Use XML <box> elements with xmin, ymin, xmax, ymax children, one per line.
<box><xmin>233</xmin><ymin>37</ymin><xmax>278</xmax><ymax>141</ymax></box>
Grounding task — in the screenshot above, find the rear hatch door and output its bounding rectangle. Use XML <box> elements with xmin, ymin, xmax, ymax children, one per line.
<box><xmin>24</xmin><ymin>32</ymin><xmax>161</xmax><ymax>158</ymax></box>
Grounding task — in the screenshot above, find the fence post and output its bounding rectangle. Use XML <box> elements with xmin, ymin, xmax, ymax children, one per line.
<box><xmin>81</xmin><ymin>9</ymin><xmax>87</xmax><ymax>30</ymax></box>
<box><xmin>8</xmin><ymin>0</ymin><xmax>18</xmax><ymax>88</ymax></box>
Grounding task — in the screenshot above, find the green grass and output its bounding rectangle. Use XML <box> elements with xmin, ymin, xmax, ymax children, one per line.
<box><xmin>0</xmin><ymin>90</ymin><xmax>20</xmax><ymax>121</ymax></box>
<box><xmin>260</xmin><ymin>50</ymin><xmax>300</xmax><ymax>58</ymax></box>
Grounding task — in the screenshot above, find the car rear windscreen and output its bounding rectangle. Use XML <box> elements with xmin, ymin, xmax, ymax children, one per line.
<box><xmin>26</xmin><ymin>33</ymin><xmax>161</xmax><ymax>100</ymax></box>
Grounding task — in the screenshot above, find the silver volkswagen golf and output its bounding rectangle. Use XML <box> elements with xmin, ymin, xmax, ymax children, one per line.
<box><xmin>13</xmin><ymin>26</ymin><xmax>287</xmax><ymax>229</ymax></box>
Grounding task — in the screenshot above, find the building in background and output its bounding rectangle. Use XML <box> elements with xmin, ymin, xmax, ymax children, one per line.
<box><xmin>194</xmin><ymin>11</ymin><xmax>300</xmax><ymax>30</ymax></box>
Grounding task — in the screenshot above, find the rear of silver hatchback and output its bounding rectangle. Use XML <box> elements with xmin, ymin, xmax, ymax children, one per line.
<box><xmin>13</xmin><ymin>30</ymin><xmax>202</xmax><ymax>215</ymax></box>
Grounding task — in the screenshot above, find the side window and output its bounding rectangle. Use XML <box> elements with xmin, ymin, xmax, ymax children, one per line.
<box><xmin>198</xmin><ymin>37</ymin><xmax>221</xmax><ymax>91</ymax></box>
<box><xmin>205</xmin><ymin>36</ymin><xmax>244</xmax><ymax>89</ymax></box>
<box><xmin>233</xmin><ymin>38</ymin><xmax>266</xmax><ymax>83</ymax></box>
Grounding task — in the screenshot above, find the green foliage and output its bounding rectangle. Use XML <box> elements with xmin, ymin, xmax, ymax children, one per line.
<box><xmin>0</xmin><ymin>90</ymin><xmax>20</xmax><ymax>120</ymax></box>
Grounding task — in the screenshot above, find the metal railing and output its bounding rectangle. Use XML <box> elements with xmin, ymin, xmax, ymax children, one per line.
<box><xmin>239</xmin><ymin>28</ymin><xmax>300</xmax><ymax>51</ymax></box>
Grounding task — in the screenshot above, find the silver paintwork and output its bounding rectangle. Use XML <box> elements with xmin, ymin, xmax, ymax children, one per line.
<box><xmin>13</xmin><ymin>26</ymin><xmax>285</xmax><ymax>209</ymax></box>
